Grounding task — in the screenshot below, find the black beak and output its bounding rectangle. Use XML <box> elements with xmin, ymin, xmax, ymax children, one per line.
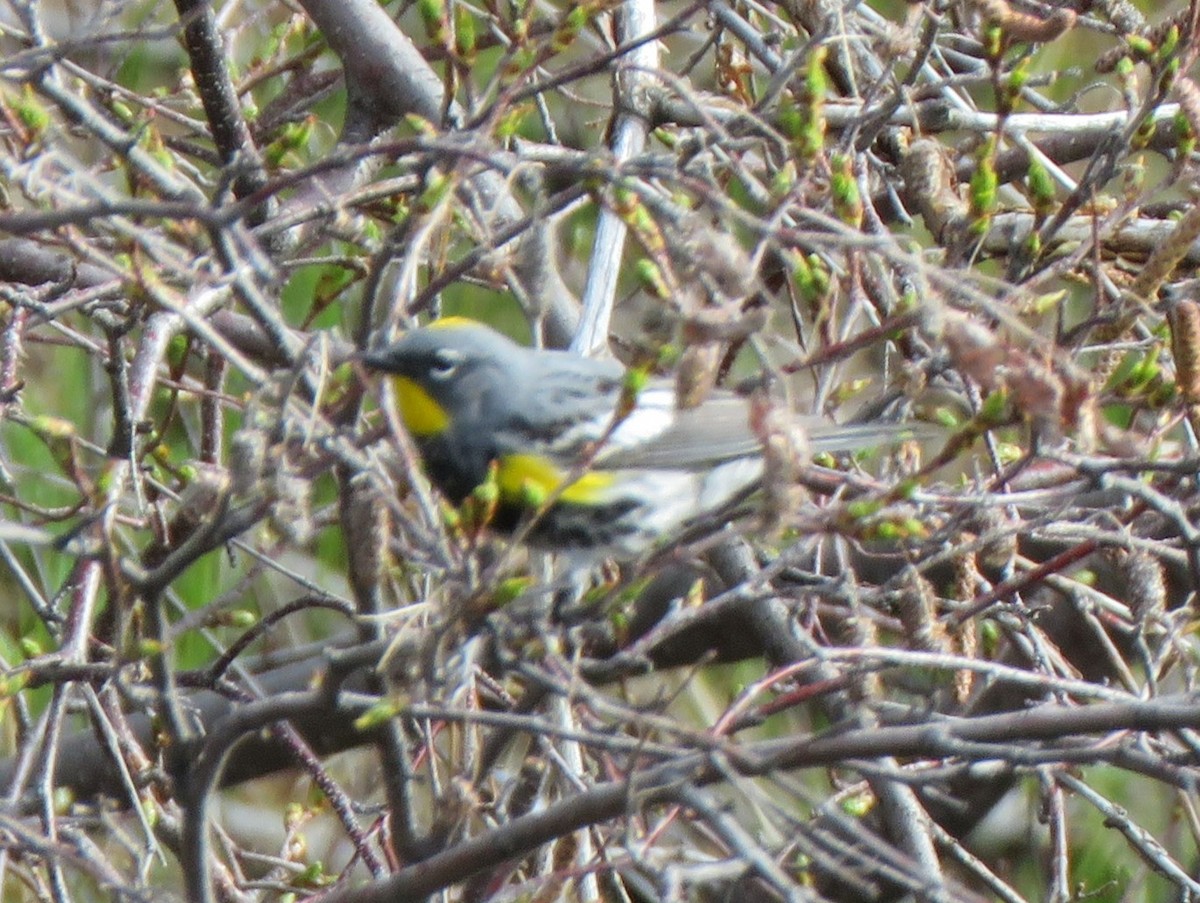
<box><xmin>358</xmin><ymin>347</ymin><xmax>395</xmax><ymax>371</ymax></box>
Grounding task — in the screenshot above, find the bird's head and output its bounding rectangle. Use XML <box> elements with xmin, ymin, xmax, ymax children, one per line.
<box><xmin>362</xmin><ymin>318</ymin><xmax>524</xmax><ymax>437</ymax></box>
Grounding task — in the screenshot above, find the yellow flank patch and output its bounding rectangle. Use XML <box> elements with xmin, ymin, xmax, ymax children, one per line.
<box><xmin>497</xmin><ymin>454</ymin><xmax>614</xmax><ymax>505</ymax></box>
<box><xmin>393</xmin><ymin>376</ymin><xmax>450</xmax><ymax>436</ymax></box>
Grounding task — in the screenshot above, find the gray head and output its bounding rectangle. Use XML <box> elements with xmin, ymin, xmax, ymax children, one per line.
<box><xmin>362</xmin><ymin>318</ymin><xmax>539</xmax><ymax>501</ymax></box>
<box><xmin>363</xmin><ymin>319</ymin><xmax>530</xmax><ymax>430</ymax></box>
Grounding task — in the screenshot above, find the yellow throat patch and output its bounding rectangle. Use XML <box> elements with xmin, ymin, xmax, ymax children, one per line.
<box><xmin>392</xmin><ymin>376</ymin><xmax>450</xmax><ymax>436</ymax></box>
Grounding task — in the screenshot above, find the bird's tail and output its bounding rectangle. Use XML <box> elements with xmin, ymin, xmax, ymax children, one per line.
<box><xmin>804</xmin><ymin>419</ymin><xmax>943</xmax><ymax>454</ymax></box>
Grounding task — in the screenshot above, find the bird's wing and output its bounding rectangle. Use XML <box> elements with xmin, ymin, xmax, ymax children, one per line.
<box><xmin>495</xmin><ymin>355</ymin><xmax>922</xmax><ymax>472</ymax></box>
<box><xmin>492</xmin><ymin>353</ymin><xmax>626</xmax><ymax>458</ymax></box>
<box><xmin>594</xmin><ymin>389</ymin><xmax>763</xmax><ymax>469</ymax></box>
<box><xmin>595</xmin><ymin>387</ymin><xmax>924</xmax><ymax>469</ymax></box>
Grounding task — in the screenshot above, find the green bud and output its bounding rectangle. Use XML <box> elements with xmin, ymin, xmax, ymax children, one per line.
<box><xmin>416</xmin><ymin>170</ymin><xmax>454</xmax><ymax>213</ymax></box>
<box><xmin>969</xmin><ymin>136</ymin><xmax>998</xmax><ymax>221</ymax></box>
<box><xmin>454</xmin><ymin>5</ymin><xmax>477</xmax><ymax>58</ymax></box>
<box><xmin>623</xmin><ymin>365</ymin><xmax>650</xmax><ymax>397</ymax></box>
<box><xmin>1126</xmin><ymin>34</ymin><xmax>1153</xmax><ymax>59</ymax></box>
<box><xmin>353</xmin><ymin>697</ymin><xmax>405</xmax><ymax>731</ymax></box>
<box><xmin>495</xmin><ymin>105</ymin><xmax>529</xmax><ymax>140</ymax></box>
<box><xmin>493</xmin><ymin>576</ymin><xmax>533</xmax><ymax>607</ymax></box>
<box><xmin>846</xmin><ymin>498</ymin><xmax>883</xmax><ymax>520</ymax></box>
<box><xmin>633</xmin><ymin>258</ymin><xmax>670</xmax><ymax>299</ymax></box>
<box><xmin>1158</xmin><ymin>25</ymin><xmax>1180</xmax><ymax>60</ymax></box>
<box><xmin>418</xmin><ymin>0</ymin><xmax>447</xmax><ymax>38</ymax></box>
<box><xmin>841</xmin><ymin>791</ymin><xmax>874</xmax><ymax>817</ymax></box>
<box><xmin>1025</xmin><ymin>158</ymin><xmax>1055</xmax><ymax>215</ymax></box>
<box><xmin>13</xmin><ymin>85</ymin><xmax>50</xmax><ymax>136</ymax></box>
<box><xmin>830</xmin><ymin>154</ymin><xmax>862</xmax><ymax>227</ymax></box>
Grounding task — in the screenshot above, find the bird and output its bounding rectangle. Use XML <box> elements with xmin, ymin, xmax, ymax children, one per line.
<box><xmin>362</xmin><ymin>317</ymin><xmax>911</xmax><ymax>560</ymax></box>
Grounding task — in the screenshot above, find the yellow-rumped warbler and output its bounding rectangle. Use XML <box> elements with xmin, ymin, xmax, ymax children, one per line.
<box><xmin>364</xmin><ymin>318</ymin><xmax>909</xmax><ymax>559</ymax></box>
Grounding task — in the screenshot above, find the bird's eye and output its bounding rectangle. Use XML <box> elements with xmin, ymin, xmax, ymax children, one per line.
<box><xmin>429</xmin><ymin>348</ymin><xmax>464</xmax><ymax>380</ymax></box>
